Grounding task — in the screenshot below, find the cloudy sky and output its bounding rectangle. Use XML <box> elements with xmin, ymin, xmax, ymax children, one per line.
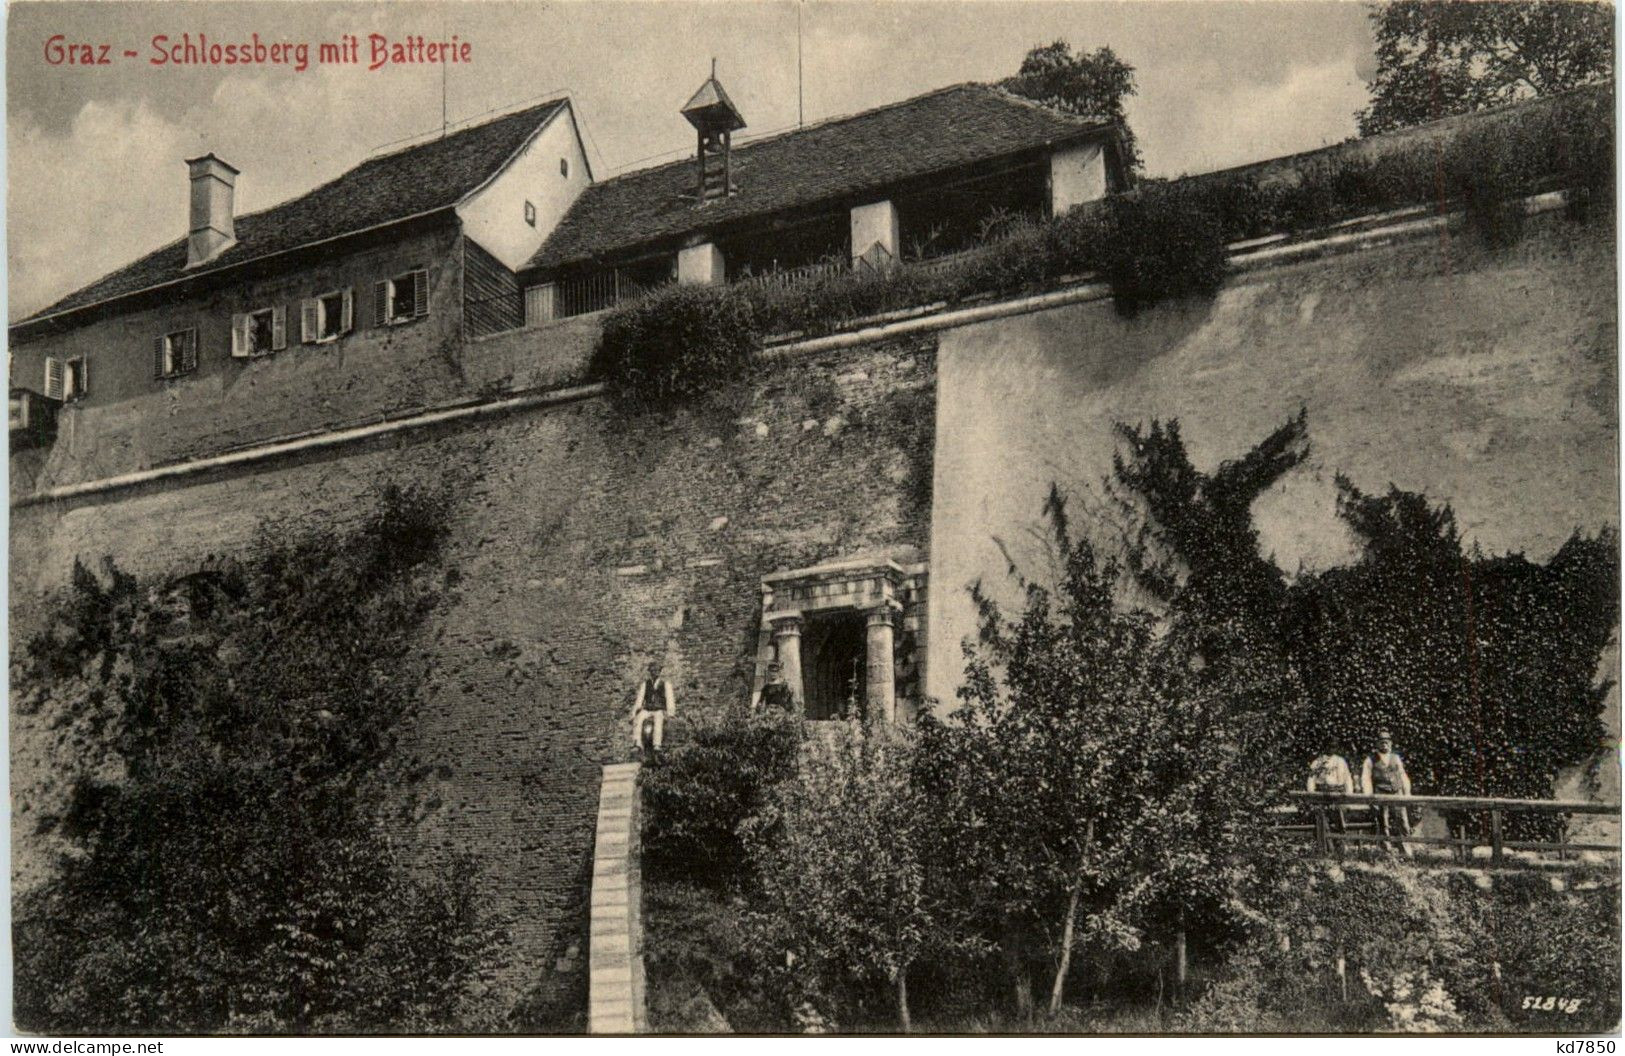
<box><xmin>6</xmin><ymin>0</ymin><xmax>1377</xmax><ymax>318</ymax></box>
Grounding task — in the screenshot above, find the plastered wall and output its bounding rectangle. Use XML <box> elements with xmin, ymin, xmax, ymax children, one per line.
<box><xmin>928</xmin><ymin>213</ymin><xmax>1618</xmax><ymax>799</ymax></box>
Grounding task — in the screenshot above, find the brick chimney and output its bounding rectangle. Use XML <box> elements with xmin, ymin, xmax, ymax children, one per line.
<box><xmin>185</xmin><ymin>153</ymin><xmax>239</xmax><ymax>268</ymax></box>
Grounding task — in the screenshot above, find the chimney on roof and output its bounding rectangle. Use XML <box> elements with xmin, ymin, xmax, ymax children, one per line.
<box><xmin>681</xmin><ymin>60</ymin><xmax>746</xmax><ymax>202</ymax></box>
<box><xmin>184</xmin><ymin>153</ymin><xmax>239</xmax><ymax>268</ymax></box>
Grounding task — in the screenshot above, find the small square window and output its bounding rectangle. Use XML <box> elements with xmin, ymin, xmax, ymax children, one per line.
<box><xmin>560</xmin><ymin>157</ymin><xmax>569</xmax><ymax>178</ymax></box>
<box><xmin>231</xmin><ymin>306</ymin><xmax>286</xmax><ymax>358</ymax></box>
<box><xmin>524</xmin><ymin>200</ymin><xmax>537</xmax><ymax>227</ymax></box>
<box><xmin>377</xmin><ymin>269</ymin><xmax>428</xmax><ymax>325</ymax></box>
<box><xmin>155</xmin><ymin>327</ymin><xmax>199</xmax><ymax>378</ymax></box>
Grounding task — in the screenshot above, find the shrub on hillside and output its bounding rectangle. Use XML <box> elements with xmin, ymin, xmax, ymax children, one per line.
<box><xmin>640</xmin><ymin>708</ymin><xmax>802</xmax><ymax>887</ymax></box>
<box><xmin>12</xmin><ymin>485</ymin><xmax>509</xmax><ymax>1034</ymax></box>
<box><xmin>590</xmin><ymin>283</ymin><xmax>760</xmax><ymax>411</ymax></box>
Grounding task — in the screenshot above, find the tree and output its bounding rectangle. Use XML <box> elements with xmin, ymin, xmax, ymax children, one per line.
<box><xmin>1003</xmin><ymin>41</ymin><xmax>1142</xmax><ymax>172</ymax></box>
<box><xmin>919</xmin><ymin>488</ymin><xmax>1299</xmax><ymax>1019</ymax></box>
<box><xmin>744</xmin><ymin>721</ymin><xmax>942</xmax><ymax>1031</ymax></box>
<box><xmin>1358</xmin><ymin>0</ymin><xmax>1614</xmax><ymax>136</ymax></box>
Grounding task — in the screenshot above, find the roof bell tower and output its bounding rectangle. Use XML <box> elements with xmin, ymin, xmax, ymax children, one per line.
<box><xmin>682</xmin><ymin>60</ymin><xmax>746</xmax><ymax>202</ymax></box>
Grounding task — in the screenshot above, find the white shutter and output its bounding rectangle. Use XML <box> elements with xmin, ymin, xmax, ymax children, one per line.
<box><xmin>340</xmin><ymin>289</ymin><xmax>354</xmax><ymax>334</ymax></box>
<box><xmin>374</xmin><ymin>281</ymin><xmax>390</xmax><ymax>326</ymax></box>
<box><xmin>301</xmin><ymin>299</ymin><xmax>318</xmax><ymax>343</ymax></box>
<box><xmin>44</xmin><ymin>358</ymin><xmax>63</xmax><ymax>400</ymax></box>
<box><xmin>411</xmin><ymin>269</ymin><xmax>429</xmax><ymax>318</ymax></box>
<box><xmin>525</xmin><ymin>284</ymin><xmax>557</xmax><ymax>326</ymax></box>
<box><xmin>181</xmin><ymin>329</ymin><xmax>199</xmax><ymax>373</ymax></box>
<box><xmin>154</xmin><ymin>336</ymin><xmax>168</xmax><ymax>378</ymax></box>
<box><xmin>271</xmin><ymin>306</ymin><xmax>287</xmax><ymax>351</ymax></box>
<box><xmin>230</xmin><ymin>314</ymin><xmax>248</xmax><ymax>358</ymax></box>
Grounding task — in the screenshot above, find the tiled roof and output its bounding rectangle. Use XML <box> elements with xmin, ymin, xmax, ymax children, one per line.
<box><xmin>18</xmin><ymin>98</ymin><xmax>570</xmax><ymax>326</ymax></box>
<box><xmin>528</xmin><ymin>83</ymin><xmax>1115</xmax><ymax>271</ymax></box>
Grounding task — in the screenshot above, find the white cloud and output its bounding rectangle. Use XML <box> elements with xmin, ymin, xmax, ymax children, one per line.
<box><xmin>8</xmin><ymin>99</ymin><xmax>192</xmax><ymax>317</ymax></box>
<box><xmin>7</xmin><ymin>65</ymin><xmax>438</xmax><ymax>318</ymax></box>
<box><xmin>1137</xmin><ymin>55</ymin><xmax>1370</xmax><ymax>178</ymax></box>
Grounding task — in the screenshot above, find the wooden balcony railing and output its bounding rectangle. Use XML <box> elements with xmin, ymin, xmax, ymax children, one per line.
<box><xmin>1283</xmin><ymin>791</ymin><xmax>1619</xmax><ymax>866</ymax></box>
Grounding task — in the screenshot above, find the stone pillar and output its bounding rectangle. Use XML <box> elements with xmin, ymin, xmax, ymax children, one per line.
<box><xmin>676</xmin><ymin>241</ymin><xmax>726</xmax><ymax>285</ymax></box>
<box><xmin>849</xmin><ymin>200</ymin><xmax>899</xmax><ymax>269</ymax></box>
<box><xmin>865</xmin><ymin>607</ymin><xmax>897</xmax><ymax>724</ymax></box>
<box><xmin>1049</xmin><ymin>141</ymin><xmax>1108</xmax><ymax>217</ymax></box>
<box><xmin>770</xmin><ymin>613</ymin><xmax>805</xmax><ymax>708</ymax></box>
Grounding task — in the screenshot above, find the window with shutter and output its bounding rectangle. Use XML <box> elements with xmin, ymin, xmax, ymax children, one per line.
<box><xmin>64</xmin><ymin>357</ymin><xmax>88</xmax><ymax>401</ymax></box>
<box><xmin>301</xmin><ymin>299</ymin><xmax>319</xmax><ymax>344</ymax></box>
<box><xmin>44</xmin><ymin>358</ymin><xmax>63</xmax><ymax>400</ymax></box>
<box><xmin>313</xmin><ymin>289</ymin><xmax>351</xmax><ymax>341</ymax></box>
<box><xmin>378</xmin><ymin>269</ymin><xmax>430</xmax><ymax>325</ymax></box>
<box><xmin>240</xmin><ymin>308</ymin><xmax>277</xmax><ymax>356</ymax></box>
<box><xmin>156</xmin><ymin>328</ymin><xmax>200</xmax><ymax>378</ymax></box>
<box><xmin>231</xmin><ymin>313</ymin><xmax>248</xmax><ymax>358</ymax></box>
<box><xmin>271</xmin><ymin>306</ymin><xmax>287</xmax><ymax>351</ymax></box>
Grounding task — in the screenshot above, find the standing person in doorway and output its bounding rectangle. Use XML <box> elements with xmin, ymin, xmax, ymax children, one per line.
<box><xmin>1361</xmin><ymin>729</ymin><xmax>1413</xmax><ymax>857</ymax></box>
<box><xmin>631</xmin><ymin>664</ymin><xmax>677</xmax><ymax>762</ymax></box>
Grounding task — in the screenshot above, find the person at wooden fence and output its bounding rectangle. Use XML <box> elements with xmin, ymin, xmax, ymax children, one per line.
<box><xmin>1360</xmin><ymin>728</ymin><xmax>1413</xmax><ymax>857</ymax></box>
<box><xmin>1307</xmin><ymin>736</ymin><xmax>1355</xmax><ymax>852</ymax></box>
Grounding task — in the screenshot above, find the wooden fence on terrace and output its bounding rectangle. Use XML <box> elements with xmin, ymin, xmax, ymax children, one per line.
<box><xmin>1283</xmin><ymin>791</ymin><xmax>1619</xmax><ymax>866</ymax></box>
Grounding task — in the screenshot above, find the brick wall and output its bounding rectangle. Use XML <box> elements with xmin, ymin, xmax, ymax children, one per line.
<box><xmin>10</xmin><ymin>333</ymin><xmax>937</xmax><ymax>1003</ymax></box>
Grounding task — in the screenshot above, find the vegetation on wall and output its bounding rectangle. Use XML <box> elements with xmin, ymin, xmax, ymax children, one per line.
<box><xmin>12</xmin><ymin>486</ymin><xmax>511</xmax><ymax>1034</ymax></box>
<box><xmin>1357</xmin><ymin>0</ymin><xmax>1613</xmax><ymax>136</ymax></box>
<box><xmin>594</xmin><ymin>86</ymin><xmax>1610</xmax><ymax>403</ymax></box>
<box><xmin>588</xmin><ymin>283</ymin><xmax>759</xmax><ymax>412</ymax></box>
<box><xmin>1110</xmin><ymin>411</ymin><xmax>1619</xmax><ymax>818</ymax></box>
<box><xmin>644</xmin><ymin>407</ymin><xmax>1618</xmax><ymax>1034</ymax></box>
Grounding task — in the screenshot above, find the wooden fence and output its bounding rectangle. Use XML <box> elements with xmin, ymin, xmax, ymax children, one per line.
<box><xmin>1284</xmin><ymin>791</ymin><xmax>1619</xmax><ymax>866</ymax></box>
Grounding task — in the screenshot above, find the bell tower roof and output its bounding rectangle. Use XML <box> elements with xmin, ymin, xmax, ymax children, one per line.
<box><xmin>681</xmin><ymin>63</ymin><xmax>746</xmax><ymax>134</ymax></box>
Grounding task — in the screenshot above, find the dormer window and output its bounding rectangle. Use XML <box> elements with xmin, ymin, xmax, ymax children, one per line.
<box><xmin>560</xmin><ymin>158</ymin><xmax>569</xmax><ymax>178</ymax></box>
<box><xmin>375</xmin><ymin>268</ymin><xmax>429</xmax><ymax>326</ymax></box>
<box><xmin>301</xmin><ymin>288</ymin><xmax>354</xmax><ymax>343</ymax></box>
<box><xmin>525</xmin><ymin>200</ymin><xmax>537</xmax><ymax>227</ymax></box>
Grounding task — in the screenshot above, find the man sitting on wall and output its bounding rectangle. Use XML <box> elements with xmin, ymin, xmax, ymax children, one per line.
<box><xmin>631</xmin><ymin>666</ymin><xmax>677</xmax><ymax>762</ymax></box>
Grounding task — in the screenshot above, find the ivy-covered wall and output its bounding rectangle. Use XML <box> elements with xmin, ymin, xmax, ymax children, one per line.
<box><xmin>930</xmin><ymin>211</ymin><xmax>1617</xmax><ymax>800</ymax></box>
<box><xmin>10</xmin><ymin>335</ymin><xmax>936</xmax><ymax>1003</ymax></box>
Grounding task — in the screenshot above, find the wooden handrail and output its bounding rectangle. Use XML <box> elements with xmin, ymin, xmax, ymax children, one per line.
<box><xmin>1289</xmin><ymin>791</ymin><xmax>1620</xmax><ymax>815</ymax></box>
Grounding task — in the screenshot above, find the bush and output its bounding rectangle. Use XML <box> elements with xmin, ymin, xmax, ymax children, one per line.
<box><xmin>12</xmin><ymin>484</ymin><xmax>507</xmax><ymax>1034</ymax></box>
<box><xmin>588</xmin><ymin>88</ymin><xmax>1610</xmax><ymax>406</ymax></box>
<box><xmin>1080</xmin><ymin>180</ymin><xmax>1229</xmax><ymax>316</ymax></box>
<box><xmin>640</xmin><ymin>708</ymin><xmax>802</xmax><ymax>887</ymax></box>
<box><xmin>1186</xmin><ymin>862</ymin><xmax>1621</xmax><ymax>1034</ymax></box>
<box><xmin>590</xmin><ymin>283</ymin><xmax>760</xmax><ymax>411</ymax></box>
